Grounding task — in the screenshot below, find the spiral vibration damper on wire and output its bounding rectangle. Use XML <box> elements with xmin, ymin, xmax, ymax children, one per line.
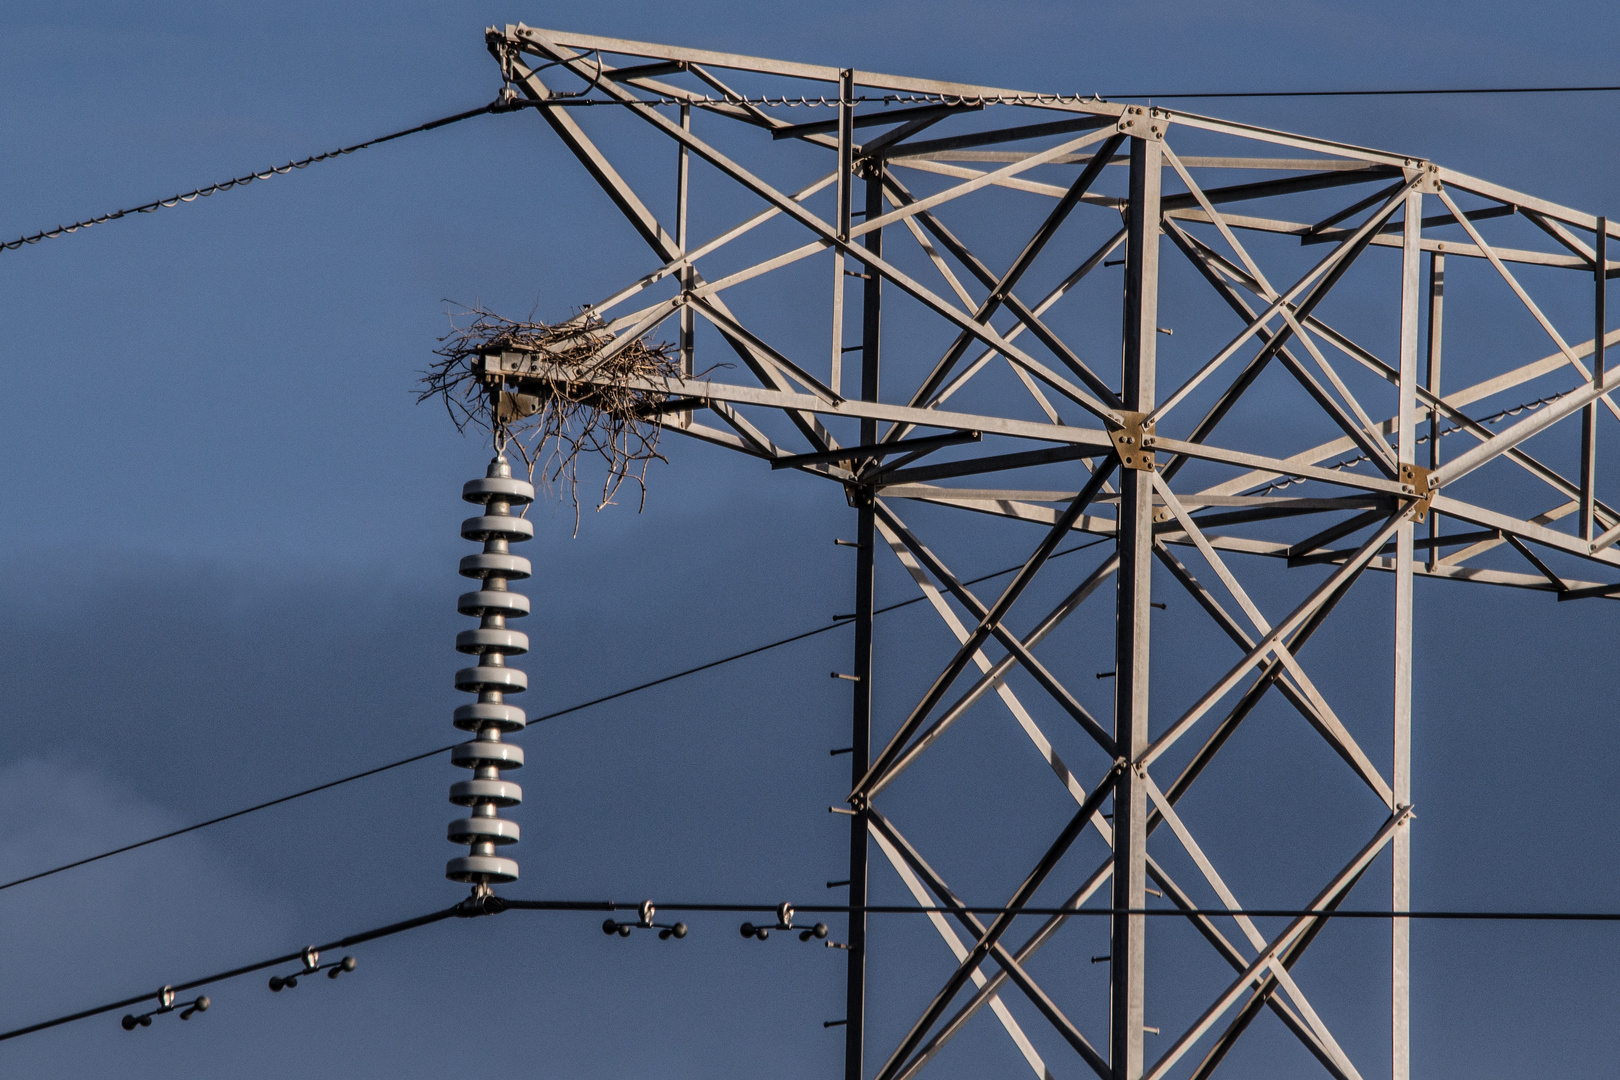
<box><xmin>446</xmin><ymin>454</ymin><xmax>534</xmax><ymax>887</ymax></box>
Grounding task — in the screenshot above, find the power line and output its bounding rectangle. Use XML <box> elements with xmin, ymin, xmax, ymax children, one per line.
<box><xmin>1109</xmin><ymin>84</ymin><xmax>1620</xmax><ymax>100</ymax></box>
<box><xmin>522</xmin><ymin>899</ymin><xmax>1620</xmax><ymax>922</ymax></box>
<box><xmin>0</xmin><ymin>900</ymin><xmax>478</xmax><ymax>1043</ymax></box>
<box><xmin>9</xmin><ymin>80</ymin><xmax>1619</xmax><ymax>256</ymax></box>
<box><xmin>0</xmin><ymin>538</ymin><xmax>1111</xmax><ymax>898</ymax></box>
<box><xmin>0</xmin><ymin>101</ymin><xmax>507</xmax><ymax>254</ymax></box>
<box><xmin>512</xmin><ymin>85</ymin><xmax>1620</xmax><ymax>110</ymax></box>
<box><xmin>8</xmin><ymin>892</ymin><xmax>1618</xmax><ymax>1046</ymax></box>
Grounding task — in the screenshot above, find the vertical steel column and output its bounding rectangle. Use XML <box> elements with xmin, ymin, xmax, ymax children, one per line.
<box><xmin>845</xmin><ymin>154</ymin><xmax>883</xmax><ymax>1080</ymax></box>
<box><xmin>676</xmin><ymin>103</ymin><xmax>693</xmax><ymax>430</ymax></box>
<box><xmin>1582</xmin><ymin>218</ymin><xmax>1607</xmax><ymax>540</ymax></box>
<box><xmin>1425</xmin><ymin>253</ymin><xmax>1444</xmax><ymax>569</ymax></box>
<box><xmin>1392</xmin><ymin>186</ymin><xmax>1423</xmax><ymax>1080</ymax></box>
<box><xmin>1110</xmin><ymin>133</ymin><xmax>1159</xmax><ymax>1080</ymax></box>
<box><xmin>830</xmin><ymin>70</ymin><xmax>855</xmax><ymax>396</ymax></box>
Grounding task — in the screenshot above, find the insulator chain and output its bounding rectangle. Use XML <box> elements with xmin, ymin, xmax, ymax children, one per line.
<box><xmin>446</xmin><ymin>454</ymin><xmax>535</xmax><ymax>890</ymax></box>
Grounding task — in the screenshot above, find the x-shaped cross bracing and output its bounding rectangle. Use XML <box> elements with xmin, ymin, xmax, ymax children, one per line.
<box><xmin>485</xmin><ymin>23</ymin><xmax>1616</xmax><ymax>1080</ymax></box>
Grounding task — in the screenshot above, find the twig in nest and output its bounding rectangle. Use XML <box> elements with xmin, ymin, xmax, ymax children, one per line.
<box><xmin>419</xmin><ymin>304</ymin><xmax>678</xmax><ymax>531</ymax></box>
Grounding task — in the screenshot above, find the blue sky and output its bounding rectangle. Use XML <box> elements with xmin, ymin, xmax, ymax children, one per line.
<box><xmin>1</xmin><ymin>2</ymin><xmax>1619</xmax><ymax>1077</ymax></box>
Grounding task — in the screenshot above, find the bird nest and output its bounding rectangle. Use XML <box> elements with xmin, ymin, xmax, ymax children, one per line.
<box><xmin>420</xmin><ymin>305</ymin><xmax>679</xmax><ymax>528</ymax></box>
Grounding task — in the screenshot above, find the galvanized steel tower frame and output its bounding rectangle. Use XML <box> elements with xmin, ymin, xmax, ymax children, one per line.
<box><xmin>481</xmin><ymin>23</ymin><xmax>1616</xmax><ymax>1080</ymax></box>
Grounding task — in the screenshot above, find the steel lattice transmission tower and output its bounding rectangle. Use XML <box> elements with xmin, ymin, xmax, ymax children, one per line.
<box><xmin>478</xmin><ymin>23</ymin><xmax>1615</xmax><ymax>1080</ymax></box>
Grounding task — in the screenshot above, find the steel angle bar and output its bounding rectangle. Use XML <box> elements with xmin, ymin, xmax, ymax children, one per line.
<box><xmin>774</xmin><ymin>430</ymin><xmax>979</xmax><ymax>472</ymax></box>
<box><xmin>505</xmin><ymin>23</ymin><xmax>1113</xmax><ymax>105</ymax></box>
<box><xmin>1581</xmin><ymin>222</ymin><xmax>1607</xmax><ymax>539</ymax></box>
<box><xmin>575</xmin><ymin>298</ymin><xmax>685</xmax><ymax>378</ymax></box>
<box><xmin>1592</xmin><ymin>514</ymin><xmax>1620</xmax><ymax>555</ymax></box>
<box><xmin>911</xmin><ymin>572</ymin><xmax>1356</xmax><ymax>1080</ymax></box>
<box><xmin>1152</xmin><ymin>436</ymin><xmax>1412</xmax><ymax>498</ymax></box>
<box><xmin>688</xmin><ymin>237</ymin><xmax>830</xmax><ymax>299</ymax></box>
<box><xmin>512</xmin><ymin>365</ymin><xmax>1113</xmax><ymax>451</ymax></box>
<box><xmin>1187</xmin><ymin>867</ymin><xmax>1370</xmax><ymax>1080</ymax></box>
<box><xmin>1503</xmin><ymin>534</ymin><xmax>1568</xmax><ymax>590</ymax></box>
<box><xmin>867</xmin><ymin>809</ymin><xmax>1109</xmax><ymax>1042</ymax></box>
<box><xmin>1139</xmin><ymin>774</ymin><xmax>1367</xmax><ymax>1079</ymax></box>
<box><xmin>1522</xmin><ymin>208</ymin><xmax>1601</xmax><ymax>266</ymax></box>
<box><xmin>894</xmin><ymin>210</ymin><xmax>981</xmax><ymax>309</ymax></box>
<box><xmin>505</xmin><ymin>57</ymin><xmax>839</xmax><ymax>452</ymax></box>
<box><xmin>1143</xmin><ymin>813</ymin><xmax>1407</xmax><ymax>1080</ymax></box>
<box><xmin>1152</xmin><ymin>478</ymin><xmax>1393</xmax><ymax>804</ymax></box>
<box><xmin>859</xmin><ymin>110</ymin><xmax>970</xmax><ymax>157</ymax></box>
<box><xmin>522</xmin><ymin>45</ymin><xmax>1121</xmax><ymax>424</ymax></box>
<box><xmin>870</xmin><ymin>520</ymin><xmax>1119</xmax><ymax>799</ymax></box>
<box><xmin>878</xmin><ymin>444</ymin><xmax>1101</xmax><ymax>485</ymax></box>
<box><xmin>773</xmin><ymin>101</ymin><xmax>975</xmax><ymax>141</ymax></box>
<box><xmin>917</xmin><ymin>229</ymin><xmax>1127</xmax><ymax>435</ymax></box>
<box><xmin>704</xmin><ymin>400</ymin><xmax>784</xmax><ymax>459</ymax></box>
<box><xmin>1435</xmin><ymin>188</ymin><xmax>1619</xmax><ymax>427</ymax></box>
<box><xmin>875</xmin><ymin>115</ymin><xmax>1116</xmax><ymax>159</ymax></box>
<box><xmin>1144</xmin><ymin>509</ymin><xmax>1405</xmax><ymax>768</ymax></box>
<box><xmin>1200</xmin><ymin>343</ymin><xmax>1620</xmax><ymax>520</ymax></box>
<box><xmin>877</xmin><ymin>172</ymin><xmax>1123</xmax><ymax>410</ymax></box>
<box><xmin>675</xmin><ymin>420</ymin><xmax>757</xmax><ymax>456</ymax></box>
<box><xmin>1156</xmin><ymin>165</ymin><xmax>1399</xmax><ymax>215</ymax></box>
<box><xmin>862</xmin><ymin>434</ymin><xmax>986</xmax><ymax>479</ymax></box>
<box><xmin>1152</xmin><ymin>540</ymin><xmax>1393</xmax><ymax>804</ymax></box>
<box><xmin>877</xmin><ymin>520</ymin><xmax>1106</xmax><ymax>815</ymax></box>
<box><xmin>1182</xmin><ymin>499</ymin><xmax>1376</xmax><ymax>532</ymax></box>
<box><xmin>1157</xmin><ymin>562</ymin><xmax>1362</xmax><ymax>813</ymax></box>
<box><xmin>854</xmin><ymin>482</ymin><xmax>1119</xmax><ymax>803</ymax></box>
<box><xmin>1145</xmin><ymin>108</ymin><xmax>1410</xmax><ymax>169</ymax></box>
<box><xmin>1196</xmin><ymin>325</ymin><xmax>1619</xmax><ymax>496</ymax></box>
<box><xmin>583</xmin><ymin>170</ymin><xmax>839</xmax><ymax>320</ymax></box>
<box><xmin>1162</xmin><ymin>220</ymin><xmax>1402</xmax><ymax>477</ymax></box>
<box><xmin>684</xmin><ymin>296</ymin><xmax>841</xmax><ymax>402</ymax></box>
<box><xmin>888</xmin><ymin>156</ymin><xmax>1077</xmax><ymax>200</ymax></box>
<box><xmin>1286</xmin><ymin>508</ymin><xmax>1394</xmax><ymax>560</ymax></box>
<box><xmin>1303</xmin><ymin>180</ymin><xmax>1412</xmax><ymax>239</ymax></box>
<box><xmin>1392</xmin><ymin>193</ymin><xmax>1421</xmax><ymax>1080</ymax></box>
<box><xmin>591</xmin><ymin>294</ymin><xmax>682</xmax><ymax>338</ymax></box>
<box><xmin>1166</xmin><ymin>223</ymin><xmax>1393</xmax><ymax>482</ymax></box>
<box><xmin>1148</xmin><ymin>857</ymin><xmax>1355</xmax><ymax>1080</ymax></box>
<box><xmin>867</xmin><ymin>829</ymin><xmax>1059</xmax><ymax>1080</ymax></box>
<box><xmin>869</xmin><ymin>773</ymin><xmax>1122</xmax><ymax>1080</ymax></box>
<box><xmin>1162</xmin><ymin>150</ymin><xmax>1399</xmax><ymax>475</ymax></box>
<box><xmin>830</xmin><ymin>72</ymin><xmax>854</xmax><ymax>395</ymax></box>
<box><xmin>894</xmin><ymin>859</ymin><xmax>1116</xmax><ymax>1080</ymax></box>
<box><xmin>682</xmin><ymin>63</ymin><xmax>799</xmax><ymax>130</ymax></box>
<box><xmin>1432</xmin><ymin>372</ymin><xmax>1620</xmax><ymax>494</ymax></box>
<box><xmin>1150</xmin><ymin>176</ymin><xmax>1418</xmax><ymax>425</ymax></box>
<box><xmin>883</xmin><ymin>489</ymin><xmax>1119</xmax><ymax>539</ymax></box>
<box><xmin>1295</xmin><ymin>225</ymin><xmax>1590</xmax><ymax>268</ymax></box>
<box><xmin>902</xmin><ymin>133</ymin><xmax>1126</xmax><ymax>421</ymax></box>
<box><xmin>1432</xmin><ymin>164</ymin><xmax>1609</xmax><ymax>233</ymax></box>
<box><xmin>882</xmin><ymin>209</ymin><xmax>1070</xmax><ymax>469</ymax></box>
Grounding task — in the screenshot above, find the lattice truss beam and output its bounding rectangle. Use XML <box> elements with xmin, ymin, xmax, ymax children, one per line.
<box><xmin>483</xmin><ymin>24</ymin><xmax>1616</xmax><ymax>1080</ymax></box>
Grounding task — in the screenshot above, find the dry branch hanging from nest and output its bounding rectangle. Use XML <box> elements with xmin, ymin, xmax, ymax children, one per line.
<box><xmin>420</xmin><ymin>305</ymin><xmax>679</xmax><ymax>528</ymax></box>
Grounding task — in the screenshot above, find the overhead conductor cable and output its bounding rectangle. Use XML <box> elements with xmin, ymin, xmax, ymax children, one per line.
<box><xmin>446</xmin><ymin>452</ymin><xmax>534</xmax><ymax>890</ymax></box>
